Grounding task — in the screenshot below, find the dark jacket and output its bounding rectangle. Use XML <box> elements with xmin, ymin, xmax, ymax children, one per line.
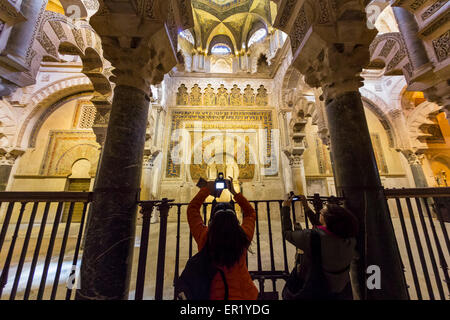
<box><xmin>281</xmin><ymin>205</ymin><xmax>357</xmax><ymax>294</ymax></box>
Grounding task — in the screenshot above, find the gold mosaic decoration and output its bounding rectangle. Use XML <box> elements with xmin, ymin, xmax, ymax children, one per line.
<box><xmin>166</xmin><ymin>110</ymin><xmax>276</xmax><ymax>179</ymax></box>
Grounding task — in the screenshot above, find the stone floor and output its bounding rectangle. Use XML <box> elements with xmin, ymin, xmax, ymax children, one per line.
<box><xmin>1</xmin><ymin>215</ymin><xmax>448</xmax><ymax>300</ymax></box>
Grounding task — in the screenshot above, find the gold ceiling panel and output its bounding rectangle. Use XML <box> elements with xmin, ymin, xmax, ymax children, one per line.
<box><xmin>190</xmin><ymin>0</ymin><xmax>273</xmax><ymax>52</ymax></box>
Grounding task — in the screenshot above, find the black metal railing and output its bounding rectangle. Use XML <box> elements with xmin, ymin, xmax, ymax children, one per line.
<box><xmin>0</xmin><ymin>192</ymin><xmax>92</xmax><ymax>300</ymax></box>
<box><xmin>384</xmin><ymin>187</ymin><xmax>450</xmax><ymax>300</ymax></box>
<box><xmin>1</xmin><ymin>189</ymin><xmax>448</xmax><ymax>300</ymax></box>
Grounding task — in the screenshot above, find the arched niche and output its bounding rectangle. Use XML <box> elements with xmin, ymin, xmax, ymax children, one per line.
<box><xmin>69</xmin><ymin>158</ymin><xmax>92</xmax><ymax>178</ymax></box>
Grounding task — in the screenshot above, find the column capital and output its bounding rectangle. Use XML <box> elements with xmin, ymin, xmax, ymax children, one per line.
<box><xmin>90</xmin><ymin>0</ymin><xmax>194</xmax><ymax>95</ymax></box>
<box><xmin>0</xmin><ymin>148</ymin><xmax>25</xmax><ymax>166</ymax></box>
<box><xmin>303</xmin><ymin>42</ymin><xmax>373</xmax><ymax>102</ymax></box>
<box><xmin>275</xmin><ymin>0</ymin><xmax>377</xmax><ymax>102</ymax></box>
<box><xmin>400</xmin><ymin>149</ymin><xmax>424</xmax><ymax>165</ymax></box>
<box><xmin>143</xmin><ymin>148</ymin><xmax>161</xmax><ymax>169</ymax></box>
<box><xmin>289</xmin><ymin>155</ymin><xmax>304</xmax><ymax>169</ymax></box>
<box><xmin>284</xmin><ymin>148</ymin><xmax>304</xmax><ymax>168</ymax></box>
<box><xmin>154</xmin><ymin>105</ymin><xmax>164</xmax><ymax>113</ymax></box>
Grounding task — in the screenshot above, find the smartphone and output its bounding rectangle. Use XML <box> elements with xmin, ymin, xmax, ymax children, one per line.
<box><xmin>215</xmin><ymin>181</ymin><xmax>225</xmax><ymax>190</ymax></box>
<box><xmin>290</xmin><ymin>191</ymin><xmax>299</xmax><ymax>201</ymax></box>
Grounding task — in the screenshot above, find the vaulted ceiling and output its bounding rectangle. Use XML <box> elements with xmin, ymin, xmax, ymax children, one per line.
<box><xmin>190</xmin><ymin>0</ymin><xmax>276</xmax><ymax>54</ymax></box>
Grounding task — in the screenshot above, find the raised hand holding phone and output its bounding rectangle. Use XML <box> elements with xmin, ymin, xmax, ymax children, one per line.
<box><xmin>196</xmin><ymin>177</ymin><xmax>207</xmax><ymax>188</ymax></box>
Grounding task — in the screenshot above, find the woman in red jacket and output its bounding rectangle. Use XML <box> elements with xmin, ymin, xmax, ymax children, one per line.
<box><xmin>187</xmin><ymin>177</ymin><xmax>258</xmax><ymax>300</ymax></box>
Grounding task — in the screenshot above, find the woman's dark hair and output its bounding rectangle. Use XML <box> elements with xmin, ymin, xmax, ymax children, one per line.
<box><xmin>322</xmin><ymin>204</ymin><xmax>359</xmax><ymax>239</ymax></box>
<box><xmin>207</xmin><ymin>202</ymin><xmax>251</xmax><ymax>268</ymax></box>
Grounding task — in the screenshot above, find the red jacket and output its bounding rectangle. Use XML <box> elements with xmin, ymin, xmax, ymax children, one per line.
<box><xmin>187</xmin><ymin>187</ymin><xmax>258</xmax><ymax>300</ymax></box>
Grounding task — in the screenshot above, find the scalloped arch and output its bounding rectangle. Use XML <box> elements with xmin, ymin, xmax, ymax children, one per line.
<box><xmin>17</xmin><ymin>76</ymin><xmax>93</xmax><ymax>149</ymax></box>
<box><xmin>407</xmin><ymin>101</ymin><xmax>442</xmax><ymax>149</ymax></box>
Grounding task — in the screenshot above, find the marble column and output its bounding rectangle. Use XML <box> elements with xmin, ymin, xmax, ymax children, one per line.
<box><xmin>325</xmin><ymin>90</ymin><xmax>408</xmax><ymax>300</ymax></box>
<box><xmin>392</xmin><ymin>6</ymin><xmax>429</xmax><ymax>72</ymax></box>
<box><xmin>0</xmin><ymin>0</ymin><xmax>47</xmax><ymax>96</ymax></box>
<box><xmin>77</xmin><ymin>0</ymin><xmax>193</xmax><ymax>300</ymax></box>
<box><xmin>76</xmin><ymin>85</ymin><xmax>150</xmax><ymax>300</ymax></box>
<box><xmin>0</xmin><ymin>165</ymin><xmax>12</xmax><ymax>191</ymax></box>
<box><xmin>301</xmin><ymin>38</ymin><xmax>409</xmax><ymax>298</ymax></box>
<box><xmin>402</xmin><ymin>151</ymin><xmax>428</xmax><ymax>188</ymax></box>
<box><xmin>277</xmin><ymin>0</ymin><xmax>408</xmax><ymax>299</ymax></box>
<box><xmin>0</xmin><ymin>149</ymin><xmax>23</xmax><ymax>191</ymax></box>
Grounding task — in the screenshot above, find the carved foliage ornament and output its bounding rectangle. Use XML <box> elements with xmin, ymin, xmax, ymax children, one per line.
<box><xmin>290</xmin><ymin>7</ymin><xmax>308</xmax><ymax>53</ymax></box>
<box><xmin>278</xmin><ymin>0</ymin><xmax>297</xmax><ymax>29</ymax></box>
<box><xmin>421</xmin><ymin>0</ymin><xmax>446</xmax><ymax>21</ymax></box>
<box><xmin>433</xmin><ymin>30</ymin><xmax>450</xmax><ymax>63</ymax></box>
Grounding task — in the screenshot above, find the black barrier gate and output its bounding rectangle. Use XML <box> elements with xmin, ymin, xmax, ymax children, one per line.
<box><xmin>384</xmin><ymin>188</ymin><xmax>450</xmax><ymax>300</ymax></box>
<box><xmin>0</xmin><ymin>190</ymin><xmax>448</xmax><ymax>300</ymax></box>
<box><xmin>0</xmin><ymin>192</ymin><xmax>92</xmax><ymax>300</ymax></box>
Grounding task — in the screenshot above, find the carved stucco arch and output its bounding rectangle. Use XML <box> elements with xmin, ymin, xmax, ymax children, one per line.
<box><xmin>281</xmin><ymin>65</ymin><xmax>319</xmax><ymax>124</ymax></box>
<box><xmin>189</xmin><ymin>132</ymin><xmax>259</xmax><ymax>182</ymax></box>
<box><xmin>406</xmin><ymin>101</ymin><xmax>442</xmax><ymax>150</ymax></box>
<box><xmin>16</xmin><ymin>76</ymin><xmax>93</xmax><ymax>149</ymax></box>
<box><xmin>360</xmin><ymin>95</ymin><xmax>398</xmax><ymax>149</ymax></box>
<box><xmin>368</xmin><ymin>32</ymin><xmax>412</xmax><ymax>80</ymax></box>
<box><xmin>26</xmin><ymin>10</ymin><xmax>112</xmax><ymax>101</ymax></box>
<box><xmin>33</xmin><ymin>11</ymin><xmax>113</xmax><ymax>144</ymax></box>
<box><xmin>52</xmin><ymin>143</ymin><xmax>100</xmax><ymax>176</ymax></box>
<box><xmin>39</xmin><ymin>12</ymin><xmax>112</xmax><ymax>98</ymax></box>
<box><xmin>428</xmin><ymin>153</ymin><xmax>450</xmax><ymax>171</ymax></box>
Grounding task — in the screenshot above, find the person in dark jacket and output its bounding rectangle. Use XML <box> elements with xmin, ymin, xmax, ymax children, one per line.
<box><xmin>281</xmin><ymin>193</ymin><xmax>359</xmax><ymax>299</ymax></box>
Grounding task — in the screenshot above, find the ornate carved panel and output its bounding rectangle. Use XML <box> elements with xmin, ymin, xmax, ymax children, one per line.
<box><xmin>421</xmin><ymin>0</ymin><xmax>446</xmax><ymax>21</ymax></box>
<box><xmin>256</xmin><ymin>85</ymin><xmax>268</xmax><ymax>106</ymax></box>
<box><xmin>166</xmin><ymin>110</ymin><xmax>275</xmax><ymax>178</ymax></box>
<box><xmin>203</xmin><ymin>84</ymin><xmax>216</xmax><ymax>106</ymax></box>
<box><xmin>40</xmin><ymin>130</ymin><xmax>100</xmax><ymax>176</ymax></box>
<box><xmin>176</xmin><ymin>84</ymin><xmax>189</xmax><ymax>105</ymax></box>
<box><xmin>173</xmin><ymin>83</ymin><xmax>269</xmax><ymax>107</ymax></box>
<box><xmin>230</xmin><ymin>84</ymin><xmax>242</xmax><ymax>106</ymax></box>
<box><xmin>432</xmin><ymin>30</ymin><xmax>450</xmax><ymax>62</ymax></box>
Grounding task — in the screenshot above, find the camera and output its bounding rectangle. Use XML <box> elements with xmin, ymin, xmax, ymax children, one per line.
<box><xmin>215</xmin><ymin>172</ymin><xmax>226</xmax><ymax>191</ymax></box>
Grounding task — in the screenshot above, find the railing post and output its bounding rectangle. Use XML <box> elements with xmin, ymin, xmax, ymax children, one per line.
<box><xmin>266</xmin><ymin>201</ymin><xmax>276</xmax><ymax>291</ymax></box>
<box><xmin>278</xmin><ymin>200</ymin><xmax>289</xmax><ymax>273</ymax></box>
<box><xmin>135</xmin><ymin>202</ymin><xmax>154</xmax><ymax>300</ymax></box>
<box><xmin>173</xmin><ymin>204</ymin><xmax>182</xmax><ymax>300</ymax></box>
<box><xmin>66</xmin><ymin>202</ymin><xmax>89</xmax><ymax>300</ymax></box>
<box><xmin>155</xmin><ymin>198</ymin><xmax>170</xmax><ymax>300</ymax></box>
<box><xmin>0</xmin><ymin>202</ymin><xmax>27</xmax><ymax>298</ymax></box>
<box><xmin>10</xmin><ymin>202</ymin><xmax>39</xmax><ymax>300</ymax></box>
<box><xmin>253</xmin><ymin>201</ymin><xmax>262</xmax><ymax>273</ymax></box>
